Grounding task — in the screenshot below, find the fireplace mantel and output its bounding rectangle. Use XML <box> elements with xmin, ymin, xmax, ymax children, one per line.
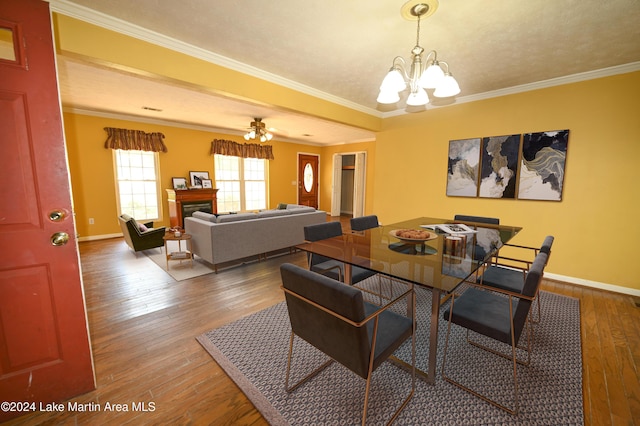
<box><xmin>166</xmin><ymin>188</ymin><xmax>218</xmax><ymax>228</ymax></box>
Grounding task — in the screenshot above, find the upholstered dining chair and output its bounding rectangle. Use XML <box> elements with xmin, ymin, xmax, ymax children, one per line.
<box><xmin>350</xmin><ymin>215</ymin><xmax>380</xmax><ymax>232</ymax></box>
<box><xmin>349</xmin><ymin>214</ymin><xmax>398</xmax><ymax>303</ymax></box>
<box><xmin>280</xmin><ymin>263</ymin><xmax>416</xmax><ymax>426</ymax></box>
<box><xmin>453</xmin><ymin>214</ymin><xmax>500</xmax><ymax>225</ymax></box>
<box><xmin>452</xmin><ymin>214</ymin><xmax>501</xmax><ymax>271</ymax></box>
<box><xmin>479</xmin><ymin>236</ymin><xmax>554</xmax><ymax>323</ymax></box>
<box><xmin>442</xmin><ymin>251</ymin><xmax>548</xmax><ymax>415</ymax></box>
<box><xmin>303</xmin><ymin>222</ymin><xmax>377</xmax><ymax>285</ymax></box>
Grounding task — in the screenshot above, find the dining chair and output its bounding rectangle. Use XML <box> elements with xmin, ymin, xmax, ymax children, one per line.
<box><xmin>452</xmin><ymin>214</ymin><xmax>501</xmax><ymax>270</ymax></box>
<box><xmin>453</xmin><ymin>214</ymin><xmax>500</xmax><ymax>225</ymax></box>
<box><xmin>479</xmin><ymin>236</ymin><xmax>554</xmax><ymax>323</ymax></box>
<box><xmin>303</xmin><ymin>222</ymin><xmax>377</xmax><ymax>285</ymax></box>
<box><xmin>442</xmin><ymin>251</ymin><xmax>548</xmax><ymax>415</ymax></box>
<box><xmin>349</xmin><ymin>214</ymin><xmax>399</xmax><ymax>303</ymax></box>
<box><xmin>280</xmin><ymin>263</ymin><xmax>416</xmax><ymax>426</ymax></box>
<box><xmin>350</xmin><ymin>215</ymin><xmax>380</xmax><ymax>232</ymax></box>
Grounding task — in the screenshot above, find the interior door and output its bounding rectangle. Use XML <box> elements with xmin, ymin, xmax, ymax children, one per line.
<box><xmin>0</xmin><ymin>0</ymin><xmax>95</xmax><ymax>420</ymax></box>
<box><xmin>297</xmin><ymin>153</ymin><xmax>319</xmax><ymax>208</ymax></box>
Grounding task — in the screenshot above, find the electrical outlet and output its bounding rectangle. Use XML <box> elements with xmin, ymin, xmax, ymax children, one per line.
<box><xmin>89</xmin><ymin>218</ymin><xmax>95</xmax><ymax>225</ymax></box>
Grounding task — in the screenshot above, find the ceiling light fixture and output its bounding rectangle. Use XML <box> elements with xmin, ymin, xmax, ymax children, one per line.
<box><xmin>244</xmin><ymin>117</ymin><xmax>273</xmax><ymax>142</ymax></box>
<box><xmin>377</xmin><ymin>0</ymin><xmax>460</xmax><ymax>106</ymax></box>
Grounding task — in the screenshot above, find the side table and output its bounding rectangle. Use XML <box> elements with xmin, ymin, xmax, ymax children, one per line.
<box><xmin>163</xmin><ymin>232</ymin><xmax>193</xmax><ymax>269</ymax></box>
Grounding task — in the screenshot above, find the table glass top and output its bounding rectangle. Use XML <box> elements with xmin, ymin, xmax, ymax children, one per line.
<box><xmin>297</xmin><ymin>217</ymin><xmax>522</xmax><ymax>293</ymax></box>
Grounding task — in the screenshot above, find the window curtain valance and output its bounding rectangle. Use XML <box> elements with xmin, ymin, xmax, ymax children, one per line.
<box><xmin>104</xmin><ymin>127</ymin><xmax>168</xmax><ymax>152</ymax></box>
<box><xmin>210</xmin><ymin>139</ymin><xmax>274</xmax><ymax>160</ymax></box>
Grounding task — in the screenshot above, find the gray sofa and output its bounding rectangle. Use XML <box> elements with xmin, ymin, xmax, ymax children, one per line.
<box><xmin>184</xmin><ymin>204</ymin><xmax>326</xmax><ymax>271</ymax></box>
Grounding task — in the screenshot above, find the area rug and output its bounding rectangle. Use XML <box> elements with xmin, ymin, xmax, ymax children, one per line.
<box><xmin>197</xmin><ymin>282</ymin><xmax>583</xmax><ymax>425</ymax></box>
<box><xmin>144</xmin><ymin>245</ymin><xmax>216</xmax><ymax>281</ymax></box>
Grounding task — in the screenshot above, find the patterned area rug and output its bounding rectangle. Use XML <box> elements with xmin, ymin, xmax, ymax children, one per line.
<box><xmin>197</xmin><ymin>280</ymin><xmax>583</xmax><ymax>425</ymax></box>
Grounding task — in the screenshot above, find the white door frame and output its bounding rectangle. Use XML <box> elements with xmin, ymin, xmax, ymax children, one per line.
<box><xmin>331</xmin><ymin>152</ymin><xmax>366</xmax><ymax>217</ymax></box>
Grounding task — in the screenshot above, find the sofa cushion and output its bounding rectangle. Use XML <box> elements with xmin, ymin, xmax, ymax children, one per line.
<box><xmin>286</xmin><ymin>204</ymin><xmax>306</xmax><ymax>210</ymax></box>
<box><xmin>192</xmin><ymin>211</ymin><xmax>217</xmax><ymax>222</ymax></box>
<box><xmin>287</xmin><ymin>206</ymin><xmax>316</xmax><ymax>214</ymax></box>
<box><xmin>257</xmin><ymin>209</ymin><xmax>291</xmax><ymax>218</ymax></box>
<box><xmin>216</xmin><ymin>212</ymin><xmax>257</xmax><ymax>223</ymax></box>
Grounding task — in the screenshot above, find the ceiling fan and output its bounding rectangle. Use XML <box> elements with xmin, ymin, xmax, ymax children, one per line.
<box><xmin>244</xmin><ymin>117</ymin><xmax>274</xmax><ymax>142</ymax></box>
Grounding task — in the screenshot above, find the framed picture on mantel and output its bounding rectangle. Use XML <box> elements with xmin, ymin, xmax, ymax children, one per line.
<box><xmin>172</xmin><ymin>177</ymin><xmax>188</xmax><ymax>190</ymax></box>
<box><xmin>201</xmin><ymin>179</ymin><xmax>213</xmax><ymax>189</ymax></box>
<box><xmin>189</xmin><ymin>171</ymin><xmax>209</xmax><ymax>188</ymax></box>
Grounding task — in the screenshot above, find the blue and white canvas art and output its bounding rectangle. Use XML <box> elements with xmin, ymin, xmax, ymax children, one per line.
<box><xmin>518</xmin><ymin>130</ymin><xmax>569</xmax><ymax>201</ymax></box>
<box><xmin>446</xmin><ymin>138</ymin><xmax>481</xmax><ymax>197</ymax></box>
<box><xmin>479</xmin><ymin>134</ymin><xmax>521</xmax><ymax>199</ymax></box>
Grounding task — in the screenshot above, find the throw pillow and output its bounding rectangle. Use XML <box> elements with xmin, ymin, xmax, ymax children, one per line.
<box><xmin>139</xmin><ymin>223</ymin><xmax>148</xmax><ymax>232</ymax></box>
<box><xmin>277</xmin><ymin>203</ymin><xmax>288</xmax><ymax>210</ymax></box>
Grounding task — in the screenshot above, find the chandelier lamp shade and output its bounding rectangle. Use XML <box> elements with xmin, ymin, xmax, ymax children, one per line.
<box><xmin>378</xmin><ymin>0</ymin><xmax>460</xmax><ymax>106</ymax></box>
<box><xmin>244</xmin><ymin>118</ymin><xmax>273</xmax><ymax>142</ymax></box>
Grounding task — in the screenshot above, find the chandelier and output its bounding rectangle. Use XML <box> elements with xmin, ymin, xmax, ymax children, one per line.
<box><xmin>244</xmin><ymin>118</ymin><xmax>273</xmax><ymax>142</ymax></box>
<box><xmin>377</xmin><ymin>0</ymin><xmax>460</xmax><ymax>106</ymax></box>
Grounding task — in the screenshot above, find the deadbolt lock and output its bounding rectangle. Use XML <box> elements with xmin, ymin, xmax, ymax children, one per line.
<box><xmin>49</xmin><ymin>210</ymin><xmax>66</xmax><ymax>222</ymax></box>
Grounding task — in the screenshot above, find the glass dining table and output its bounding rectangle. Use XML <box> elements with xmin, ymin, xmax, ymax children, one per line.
<box><xmin>295</xmin><ymin>216</ymin><xmax>522</xmax><ymax>384</ymax></box>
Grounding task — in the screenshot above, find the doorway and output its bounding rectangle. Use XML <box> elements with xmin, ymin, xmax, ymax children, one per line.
<box><xmin>297</xmin><ymin>153</ymin><xmax>319</xmax><ymax>208</ymax></box>
<box><xmin>331</xmin><ymin>152</ymin><xmax>366</xmax><ymax>218</ymax></box>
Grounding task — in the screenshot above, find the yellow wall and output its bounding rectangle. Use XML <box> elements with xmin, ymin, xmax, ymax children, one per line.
<box><xmin>373</xmin><ymin>71</ymin><xmax>640</xmax><ymax>290</ymax></box>
<box><xmin>63</xmin><ymin>112</ymin><xmax>322</xmax><ymax>237</ymax></box>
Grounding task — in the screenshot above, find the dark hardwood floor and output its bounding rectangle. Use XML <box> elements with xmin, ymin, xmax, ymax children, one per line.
<box><xmin>5</xmin><ymin>218</ymin><xmax>640</xmax><ymax>425</ymax></box>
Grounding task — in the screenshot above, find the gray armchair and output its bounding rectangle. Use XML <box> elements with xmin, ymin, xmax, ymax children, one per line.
<box><xmin>442</xmin><ymin>251</ymin><xmax>548</xmax><ymax>415</ymax></box>
<box><xmin>280</xmin><ymin>263</ymin><xmax>415</xmax><ymax>425</ymax></box>
<box><xmin>118</xmin><ymin>214</ymin><xmax>165</xmax><ymax>252</ymax></box>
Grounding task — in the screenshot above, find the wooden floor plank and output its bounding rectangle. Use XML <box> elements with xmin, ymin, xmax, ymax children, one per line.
<box><xmin>5</xmin><ymin>231</ymin><xmax>640</xmax><ymax>425</ymax></box>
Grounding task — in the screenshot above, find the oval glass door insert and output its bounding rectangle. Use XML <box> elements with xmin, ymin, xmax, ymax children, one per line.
<box><xmin>303</xmin><ymin>163</ymin><xmax>314</xmax><ymax>192</ymax></box>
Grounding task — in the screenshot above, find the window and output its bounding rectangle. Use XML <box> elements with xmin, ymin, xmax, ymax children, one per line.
<box><xmin>113</xmin><ymin>150</ymin><xmax>161</xmax><ymax>221</ymax></box>
<box><xmin>214</xmin><ymin>155</ymin><xmax>267</xmax><ymax>212</ymax></box>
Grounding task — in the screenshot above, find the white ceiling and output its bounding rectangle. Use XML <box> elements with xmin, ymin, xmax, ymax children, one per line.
<box><xmin>51</xmin><ymin>0</ymin><xmax>640</xmax><ymax>145</ymax></box>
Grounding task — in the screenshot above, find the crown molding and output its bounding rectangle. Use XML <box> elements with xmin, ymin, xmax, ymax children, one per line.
<box><xmin>49</xmin><ymin>0</ymin><xmax>382</xmax><ymax>118</ymax></box>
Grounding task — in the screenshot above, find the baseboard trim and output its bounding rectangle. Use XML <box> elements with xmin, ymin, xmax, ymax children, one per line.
<box><xmin>544</xmin><ymin>272</ymin><xmax>640</xmax><ymax>297</ymax></box>
<box><xmin>78</xmin><ymin>233</ymin><xmax>122</xmax><ymax>242</ymax></box>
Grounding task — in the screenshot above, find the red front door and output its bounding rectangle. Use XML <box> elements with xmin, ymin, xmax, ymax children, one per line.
<box><xmin>297</xmin><ymin>154</ymin><xmax>319</xmax><ymax>209</ymax></box>
<box><xmin>0</xmin><ymin>0</ymin><xmax>95</xmax><ymax>420</ymax></box>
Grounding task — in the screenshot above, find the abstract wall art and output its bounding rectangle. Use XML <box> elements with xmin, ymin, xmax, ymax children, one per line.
<box><xmin>446</xmin><ymin>138</ymin><xmax>481</xmax><ymax>197</ymax></box>
<box><xmin>479</xmin><ymin>134</ymin><xmax>521</xmax><ymax>199</ymax></box>
<box><xmin>518</xmin><ymin>130</ymin><xmax>569</xmax><ymax>201</ymax></box>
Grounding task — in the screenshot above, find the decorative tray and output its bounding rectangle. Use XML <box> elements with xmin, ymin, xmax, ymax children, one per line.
<box><xmin>389</xmin><ymin>229</ymin><xmax>438</xmax><ymax>243</ymax></box>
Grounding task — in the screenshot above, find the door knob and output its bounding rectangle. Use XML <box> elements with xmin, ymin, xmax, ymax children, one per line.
<box><xmin>51</xmin><ymin>232</ymin><xmax>70</xmax><ymax>246</ymax></box>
